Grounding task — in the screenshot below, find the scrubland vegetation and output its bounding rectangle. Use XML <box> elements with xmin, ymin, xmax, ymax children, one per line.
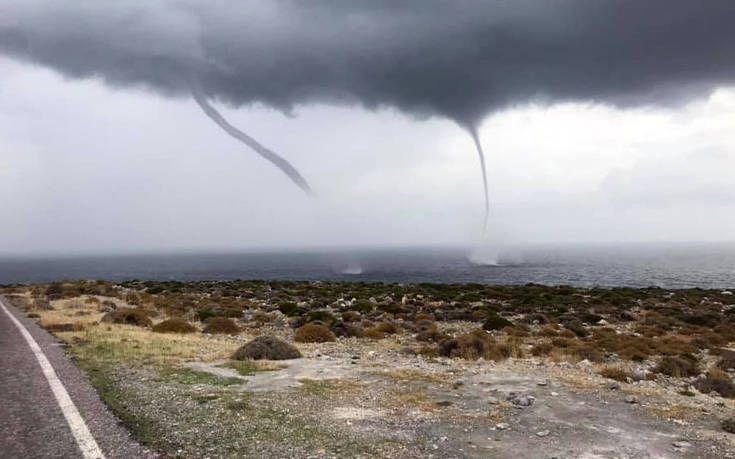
<box><xmin>1</xmin><ymin>280</ymin><xmax>733</xmax><ymax>457</ymax></box>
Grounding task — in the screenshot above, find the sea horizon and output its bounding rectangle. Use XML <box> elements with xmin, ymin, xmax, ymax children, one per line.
<box><xmin>2</xmin><ymin>241</ymin><xmax>734</xmax><ymax>289</ymax></box>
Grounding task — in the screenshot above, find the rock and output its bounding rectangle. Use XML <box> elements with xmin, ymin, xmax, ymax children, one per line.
<box><xmin>625</xmin><ymin>395</ymin><xmax>638</xmax><ymax>404</ymax></box>
<box><xmin>576</xmin><ymin>359</ymin><xmax>593</xmax><ymax>369</ymax></box>
<box><xmin>550</xmin><ymin>391</ymin><xmax>559</xmax><ymax>396</ymax></box>
<box><xmin>436</xmin><ymin>400</ymin><xmax>453</xmax><ymax>407</ymax></box>
<box><xmin>716</xmin><ymin>347</ymin><xmax>735</xmax><ymax>360</ymax></box>
<box><xmin>536</xmin><ymin>430</ymin><xmax>550</xmax><ymax>437</ymax></box>
<box><xmin>487</xmin><ymin>396</ymin><xmax>500</xmax><ymax>405</ymax></box>
<box><xmin>511</xmin><ymin>395</ymin><xmax>534</xmax><ymax>407</ymax></box>
<box><xmin>672</xmin><ymin>441</ymin><xmax>691</xmax><ymax>449</ymax></box>
<box><xmin>537</xmin><ymin>380</ymin><xmax>548</xmax><ymax>386</ymax></box>
<box><xmin>608</xmin><ymin>381</ymin><xmax>621</xmax><ymax>390</ymax></box>
<box><xmin>495</xmin><ymin>423</ymin><xmax>510</xmax><ymax>430</ymax></box>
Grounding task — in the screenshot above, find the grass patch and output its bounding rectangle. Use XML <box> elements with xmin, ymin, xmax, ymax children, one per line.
<box><xmin>155</xmin><ymin>367</ymin><xmax>243</xmax><ymax>386</ymax></box>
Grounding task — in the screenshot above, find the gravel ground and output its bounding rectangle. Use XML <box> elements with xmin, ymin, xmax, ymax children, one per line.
<box><xmin>80</xmin><ymin>329</ymin><xmax>734</xmax><ymax>458</ymax></box>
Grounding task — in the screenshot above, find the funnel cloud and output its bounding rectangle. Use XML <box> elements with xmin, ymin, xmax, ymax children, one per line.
<box><xmin>2</xmin><ymin>1</ymin><xmax>735</xmax><ymax>220</ymax></box>
<box><xmin>191</xmin><ymin>83</ymin><xmax>314</xmax><ymax>195</ymax></box>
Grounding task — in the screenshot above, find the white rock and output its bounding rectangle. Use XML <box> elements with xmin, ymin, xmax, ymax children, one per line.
<box><xmin>536</xmin><ymin>430</ymin><xmax>550</xmax><ymax>437</ymax></box>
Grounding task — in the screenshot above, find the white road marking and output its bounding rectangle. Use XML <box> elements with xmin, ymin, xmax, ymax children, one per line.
<box><xmin>0</xmin><ymin>298</ymin><xmax>105</xmax><ymax>459</ymax></box>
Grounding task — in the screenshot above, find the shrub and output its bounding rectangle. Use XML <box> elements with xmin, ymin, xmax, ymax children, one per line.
<box><xmin>45</xmin><ymin>283</ymin><xmax>64</xmax><ymax>299</ymax></box>
<box><xmin>564</xmin><ymin>319</ymin><xmax>589</xmax><ymax>337</ymax></box>
<box><xmin>203</xmin><ymin>317</ymin><xmax>240</xmax><ymax>335</ymax></box>
<box><xmin>483</xmin><ymin>313</ymin><xmax>513</xmax><ymax>331</ymax></box>
<box><xmin>416</xmin><ymin>328</ymin><xmax>446</xmax><ymax>343</ymax></box>
<box><xmin>598</xmin><ymin>365</ymin><xmax>632</xmax><ymax>382</ymax></box>
<box><xmin>198</xmin><ymin>309</ymin><xmax>218</xmax><ymax>322</ymax></box>
<box><xmin>716</xmin><ymin>356</ymin><xmax>735</xmax><ymax>371</ymax></box>
<box><xmin>350</xmin><ymin>300</ymin><xmax>375</xmax><ymax>314</ymax></box>
<box><xmin>538</xmin><ymin>326</ymin><xmax>559</xmax><ymax>337</ymax></box>
<box><xmin>375</xmin><ymin>321</ymin><xmax>399</xmax><ymax>335</ymax></box>
<box><xmin>278</xmin><ymin>302</ymin><xmax>305</xmax><ymax>317</ymax></box>
<box><xmin>304</xmin><ymin>310</ymin><xmax>337</xmax><ymax>327</ymax></box>
<box><xmin>294</xmin><ymin>324</ymin><xmax>336</xmax><ymax>343</ymax></box>
<box><xmin>694</xmin><ymin>369</ymin><xmax>735</xmax><ymax>398</ymax></box>
<box><xmin>654</xmin><ymin>356</ymin><xmax>700</xmax><ymax>378</ymax></box>
<box><xmin>415</xmin><ymin>313</ymin><xmax>435</xmax><ymax>322</ymax></box>
<box><xmin>678</xmin><ymin>313</ymin><xmax>721</xmax><ymax>328</ymax></box>
<box><xmin>723</xmin><ymin>417</ymin><xmax>735</xmax><ymax>434</ymax></box>
<box><xmin>531</xmin><ymin>342</ymin><xmax>553</xmax><ymax>356</ymax></box>
<box><xmin>341</xmin><ymin>311</ymin><xmax>361</xmax><ymax>322</ymax></box>
<box><xmin>503</xmin><ymin>325</ymin><xmax>530</xmax><ymax>337</ymax></box>
<box><xmin>362</xmin><ymin>327</ymin><xmax>386</xmax><ymax>340</ymax></box>
<box><xmin>524</xmin><ymin>313</ymin><xmax>549</xmax><ymax>325</ymax></box>
<box><xmin>418</xmin><ymin>345</ymin><xmax>438</xmax><ymax>358</ymax></box>
<box><xmin>233</xmin><ymin>335</ymin><xmax>302</xmax><ymax>360</ymax></box>
<box><xmin>619</xmin><ymin>345</ymin><xmax>651</xmax><ymax>362</ymax></box>
<box><xmin>101</xmin><ymin>308</ymin><xmax>152</xmax><ymax>327</ymax></box>
<box><xmin>571</xmin><ymin>345</ymin><xmax>605</xmax><ymax>363</ymax></box>
<box><xmin>559</xmin><ymin>329</ymin><xmax>576</xmax><ymax>338</ymax></box>
<box><xmin>330</xmin><ymin>322</ymin><xmax>364</xmax><ymax>338</ymax></box>
<box><xmin>224</xmin><ymin>308</ymin><xmax>243</xmax><ymax>319</ymax></box>
<box><xmin>43</xmin><ymin>322</ymin><xmax>84</xmax><ymax>332</ymax></box>
<box><xmin>152</xmin><ymin>318</ymin><xmax>196</xmax><ymax>334</ymax></box>
<box><xmin>438</xmin><ymin>329</ymin><xmax>505</xmax><ymax>361</ymax></box>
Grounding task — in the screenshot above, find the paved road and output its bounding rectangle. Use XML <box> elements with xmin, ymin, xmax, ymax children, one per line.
<box><xmin>0</xmin><ymin>296</ymin><xmax>155</xmax><ymax>458</ymax></box>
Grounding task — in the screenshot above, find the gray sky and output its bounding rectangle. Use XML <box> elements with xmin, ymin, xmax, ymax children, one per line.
<box><xmin>1</xmin><ymin>2</ymin><xmax>735</xmax><ymax>254</ymax></box>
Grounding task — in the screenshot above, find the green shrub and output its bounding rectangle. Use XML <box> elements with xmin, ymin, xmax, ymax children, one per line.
<box><xmin>278</xmin><ymin>302</ymin><xmax>305</xmax><ymax>317</ymax></box>
<box><xmin>482</xmin><ymin>313</ymin><xmax>512</xmax><ymax>331</ymax></box>
<box><xmin>197</xmin><ymin>309</ymin><xmax>218</xmax><ymax>322</ymax></box>
<box><xmin>564</xmin><ymin>319</ymin><xmax>589</xmax><ymax>337</ymax></box>
<box><xmin>350</xmin><ymin>300</ymin><xmax>375</xmax><ymax>314</ymax></box>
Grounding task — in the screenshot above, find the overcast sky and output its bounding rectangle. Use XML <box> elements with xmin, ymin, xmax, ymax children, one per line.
<box><xmin>1</xmin><ymin>2</ymin><xmax>735</xmax><ymax>255</ymax></box>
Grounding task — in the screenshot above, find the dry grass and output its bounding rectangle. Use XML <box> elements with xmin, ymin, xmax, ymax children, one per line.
<box><xmin>645</xmin><ymin>403</ymin><xmax>700</xmax><ymax>421</ymax></box>
<box><xmin>58</xmin><ymin>324</ymin><xmax>239</xmax><ymax>365</ymax></box>
<box><xmin>597</xmin><ymin>364</ymin><xmax>632</xmax><ymax>382</ymax></box>
<box><xmin>30</xmin><ymin>296</ymin><xmax>232</xmax><ymax>365</ymax></box>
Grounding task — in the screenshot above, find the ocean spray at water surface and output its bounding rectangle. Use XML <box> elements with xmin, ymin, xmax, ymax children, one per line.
<box><xmin>1</xmin><ymin>243</ymin><xmax>734</xmax><ymax>288</ymax></box>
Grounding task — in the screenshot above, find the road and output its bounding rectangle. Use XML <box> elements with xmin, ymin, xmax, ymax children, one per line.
<box><xmin>0</xmin><ymin>296</ymin><xmax>154</xmax><ymax>458</ymax></box>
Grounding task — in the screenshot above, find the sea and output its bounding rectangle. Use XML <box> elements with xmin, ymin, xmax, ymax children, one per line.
<box><xmin>0</xmin><ymin>243</ymin><xmax>733</xmax><ymax>289</ymax></box>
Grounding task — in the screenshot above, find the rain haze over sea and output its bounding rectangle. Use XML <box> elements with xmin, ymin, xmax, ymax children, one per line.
<box><xmin>1</xmin><ymin>243</ymin><xmax>733</xmax><ymax>289</ymax></box>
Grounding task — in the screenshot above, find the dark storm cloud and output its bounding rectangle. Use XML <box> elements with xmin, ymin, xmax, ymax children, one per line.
<box><xmin>2</xmin><ymin>0</ymin><xmax>735</xmax><ymax>126</ymax></box>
